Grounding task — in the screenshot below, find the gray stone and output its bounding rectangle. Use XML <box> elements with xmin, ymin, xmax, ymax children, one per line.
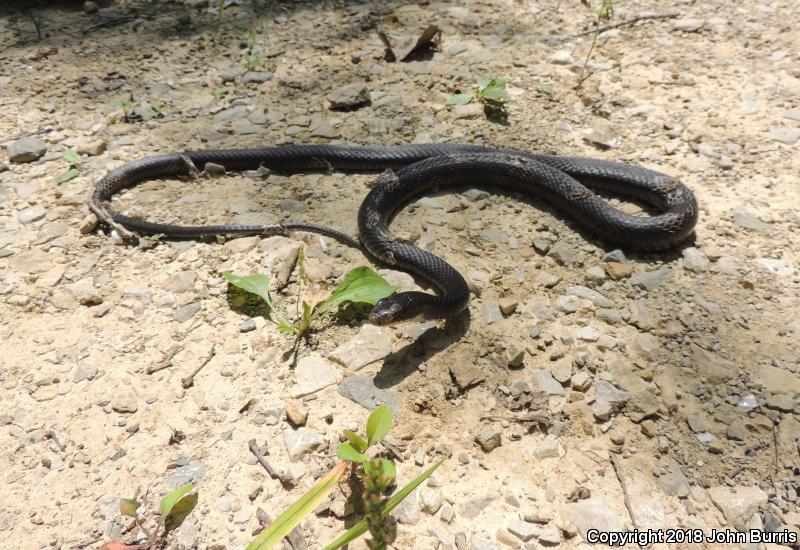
<box><xmin>594</xmin><ymin>380</ymin><xmax>630</xmax><ymax>420</ymax></box>
<box><xmin>597</xmin><ymin>308</ymin><xmax>624</xmax><ymax>325</ymax></box>
<box><xmin>554</xmin><ymin>295</ymin><xmax>582</xmax><ymax>313</ymax></box>
<box><xmin>164</xmin><ymin>461</ymin><xmax>205</xmax><ymax>490</ymax></box>
<box><xmin>475</xmin><ymin>427</ymin><xmax>502</xmax><ymax>452</ymax></box>
<box><xmin>7</xmin><ymin>136</ymin><xmax>46</xmax><ymax>163</ymax></box>
<box><xmin>328</xmin><ymin>83</ymin><xmax>370</xmax><ymax>109</ymax></box>
<box><xmin>549</xmin><ymin>50</ymin><xmax>574</xmax><ymax>65</ymax></box>
<box><xmin>420</xmin><ymin>488</ymin><xmax>443</xmax><ymax>514</ymax></box>
<box><xmin>174</xmin><ymin>302</ymin><xmax>201</xmax><ymax>322</ymax></box>
<box><xmin>627</xmin><ymin>390</ymin><xmax>660</xmax><ymax>423</ymax></box>
<box><xmin>12</xmin><ymin>180</ymin><xmax>39</xmax><ymax>199</ymax></box>
<box><xmin>533</xmin><ymin>436</ymin><xmax>560</xmax><ymax>459</ymax></box>
<box><xmin>338</xmin><ymin>374</ymin><xmax>400</xmax><ymax>412</ymax></box>
<box><xmin>508</xmin><ymin>519</ymin><xmax>539</xmax><ymax>542</ymax></box>
<box><xmin>692</xmin><ymin>344</ymin><xmax>735</xmax><ymax>383</ymax></box>
<box><xmin>505</xmin><ymin>344</ymin><xmax>525</xmax><ymax>368</ymax></box>
<box><xmin>567</xmin><ymin>285</ymin><xmax>613</xmax><ymax>308</ymax></box>
<box><xmin>282</xmin><ymin>428</ymin><xmax>327</xmax><ymax>462</ymax></box>
<box><xmin>535</xmin><ymin>271</ymin><xmax>560</xmax><ymax>287</ymax></box>
<box><xmin>329</xmin><ymin>324</ymin><xmax>393</xmax><ymax>371</ymax></box>
<box><xmin>394</xmin><ymin>492</ymin><xmax>420</xmax><ymax>524</ymax></box>
<box><xmin>481</xmin><ymin>300</ymin><xmax>504</xmax><ymax>324</ymax></box>
<box><xmin>584</xmin><ymin>120</ymin><xmax>621</xmax><ymax>149</ymax></box>
<box><xmin>453</xmin><ymin>103</ymin><xmax>484</xmax><ymax>119</ymax></box>
<box><xmin>732</xmin><ymin>207</ymin><xmax>772</xmax><ymax>233</ymax></box>
<box><xmin>470</xmin><ymin>538</ymin><xmax>499</xmax><ymax>550</ymax></box>
<box><xmin>628</xmin><ymin>300</ymin><xmax>655</xmax><ymax>331</ymax></box>
<box><xmin>73</xmin><ymin>363</ymin><xmax>99</xmax><ymax>382</ymax></box>
<box><xmin>767</xmin><ymin>127</ymin><xmax>800</xmax><ymax>145</ymax></box>
<box><xmin>8</xmin><ymin>250</ymin><xmax>53</xmax><ymax>274</ymax></box>
<box><xmin>765</xmin><ymin>393</ymin><xmax>796</xmax><ymax>412</ymax></box>
<box><xmin>752</xmin><ymin>364</ymin><xmax>800</xmax><ymax>395</ymax></box>
<box><xmin>630</xmin><ymin>268</ymin><xmax>671</xmax><ymax>291</ymax></box>
<box><xmin>726</xmin><ymin>425</ymin><xmax>745</xmax><ymax>441</ymax></box>
<box><xmin>687</xmin><ymin>414</ymin><xmax>709</xmax><ymax>433</ymax></box>
<box><xmin>548</xmin><ymin>241</ymin><xmax>575</xmax><ymax>265</ymax></box>
<box><xmin>569</xmin><ymin>498</ymin><xmax>624</xmax><ymax>540</ymax></box>
<box><xmin>658</xmin><ymin>460</ymin><xmax>690</xmax><ymax>497</ymax></box>
<box><xmin>290</xmin><ymin>353</ymin><xmax>341</xmax><ymax>397</ymax></box>
<box><xmin>162</xmin><ymin>271</ymin><xmax>196</xmax><ymax>293</ymax></box>
<box><xmin>111</xmin><ymin>392</ymin><xmax>138</xmax><ymax>413</ymax></box>
<box><xmin>239</xmin><ymin>319</ymin><xmax>256</xmax><ymax>333</ymax></box>
<box><xmin>682</xmin><ymin>247</ymin><xmax>710</xmax><ymax>272</ymax></box>
<box><xmin>707</xmin><ymin>486</ymin><xmax>767</xmax><ymax>531</ymax></box>
<box><xmin>18</xmin><ymin>205</ymin><xmax>46</xmax><ymax>223</ymax></box>
<box><xmin>586</xmin><ymin>266</ymin><xmax>606</xmax><ymax>282</ymax></box>
<box><xmin>459</xmin><ymin>494</ymin><xmax>496</xmax><ymax>519</ymax></box>
<box><xmin>539</xmin><ymin>526</ymin><xmax>562</xmax><ymax>545</ymax></box>
<box><xmin>630</xmin><ymin>333</ymin><xmax>659</xmax><ymax>361</ymax></box>
<box><xmin>532</xmin><ymin>370</ymin><xmax>564</xmax><ymax>396</ymax></box>
<box><xmin>243</xmin><ymin>71</ymin><xmax>272</xmax><ymax>84</ymax></box>
<box><xmin>603</xmin><ymin>249</ymin><xmax>626</xmax><ymax>262</ymax></box>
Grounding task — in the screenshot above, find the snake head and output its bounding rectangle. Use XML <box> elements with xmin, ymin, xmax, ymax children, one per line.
<box><xmin>369</xmin><ymin>297</ymin><xmax>404</xmax><ymax>326</ymax></box>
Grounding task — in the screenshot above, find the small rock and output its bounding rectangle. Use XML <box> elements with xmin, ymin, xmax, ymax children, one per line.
<box><xmin>18</xmin><ymin>205</ymin><xmax>46</xmax><ymax>223</ymax></box>
<box><xmin>394</xmin><ymin>493</ymin><xmax>421</xmax><ymax>525</ymax></box>
<box><xmin>767</xmin><ymin>127</ymin><xmax>800</xmax><ymax>145</ymax></box>
<box><xmin>498</xmin><ymin>297</ymin><xmax>518</xmax><ymax>316</ymax></box>
<box><xmin>533</xmin><ymin>436</ymin><xmax>560</xmax><ymax>459</ymax></box>
<box><xmin>285</xmin><ymin>400</ymin><xmax>308</xmax><ymax>427</ymax></box>
<box><xmin>548</xmin><ymin>241</ymin><xmax>575</xmax><ymax>265</ymax></box>
<box><xmin>290</xmin><ymin>354</ymin><xmax>341</xmax><ymax>397</ymax></box>
<box><xmin>726</xmin><ymin>425</ymin><xmax>745</xmax><ymax>441</ymax></box>
<box><xmin>594</xmin><ymin>380</ymin><xmax>630</xmax><ymax>421</ymax></box>
<box><xmin>630</xmin><ymin>268</ymin><xmax>671</xmax><ymax>291</ymax></box>
<box><xmin>539</xmin><ymin>526</ymin><xmax>562</xmax><ymax>545</ymax></box>
<box><xmin>707</xmin><ymin>486</ymin><xmax>767</xmax><ymax>531</ymax></box>
<box><xmin>329</xmin><ymin>324</ymin><xmax>392</xmax><ymax>371</ymax></box>
<box><xmin>78</xmin><ymin>213</ymin><xmax>98</xmax><ymax>234</ymax></box>
<box><xmin>630</xmin><ymin>333</ymin><xmax>659</xmax><ymax>361</ymax></box>
<box><xmin>571</xmin><ymin>371</ymin><xmax>592</xmax><ymax>391</ymax></box>
<box><xmin>535</xmin><ymin>271</ymin><xmax>560</xmax><ymax>287</ymax></box>
<box><xmin>672</xmin><ymin>18</ymin><xmax>705</xmax><ymax>32</ymax></box>
<box><xmin>583</xmin><ymin>120</ymin><xmax>621</xmax><ymax>149</ymax></box>
<box><xmin>450</xmin><ymin>363</ymin><xmax>486</xmax><ymax>391</ymax></box>
<box><xmin>505</xmin><ymin>344</ymin><xmax>525</xmax><ymax>368</ymax></box>
<box><xmin>83</xmin><ymin>1</ymin><xmax>99</xmax><ymax>14</ymax></box>
<box><xmin>6</xmin><ymin>136</ymin><xmax>46</xmax><ymax>163</ymax></box>
<box><xmin>475</xmin><ymin>427</ymin><xmax>502</xmax><ymax>452</ymax></box>
<box><xmin>77</xmin><ymin>140</ymin><xmax>106</xmax><ymax>156</ymax></box>
<box><xmin>605</xmin><ymin>262</ymin><xmax>633</xmax><ymax>280</ymax></box>
<box><xmin>420</xmin><ymin>488</ymin><xmax>443</xmax><ymax>514</ymax></box>
<box><xmin>554</xmin><ymin>295</ymin><xmax>582</xmax><ymax>313</ymax></box>
<box><xmin>549</xmin><ymin>50</ymin><xmax>574</xmax><ymax>65</ymax></box>
<box><xmin>459</xmin><ymin>494</ymin><xmax>496</xmax><ymax>519</ymax></box>
<box><xmin>73</xmin><ymin>363</ymin><xmax>99</xmax><ymax>382</ymax></box>
<box><xmin>453</xmin><ymin>103</ymin><xmax>484</xmax><ymax>119</ymax></box>
<box><xmin>732</xmin><ymin>207</ymin><xmax>772</xmax><ymax>233</ymax></box>
<box><xmin>687</xmin><ymin>414</ymin><xmax>709</xmax><ymax>433</ymax></box>
<box><xmin>765</xmin><ymin>393</ymin><xmax>796</xmax><ymax>412</ymax></box>
<box><xmin>586</xmin><ymin>266</ymin><xmax>606</xmax><ymax>282</ymax></box>
<box><xmin>658</xmin><ymin>460</ymin><xmax>690</xmax><ymax>497</ymax></box>
<box><xmin>338</xmin><ymin>374</ymin><xmax>400</xmax><ymax>412</ymax></box>
<box><xmin>569</xmin><ymin>498</ymin><xmax>624</xmax><ymax>540</ymax></box>
<box><xmin>481</xmin><ymin>301</ymin><xmax>504</xmax><ymax>324</ymax></box>
<box><xmin>692</xmin><ymin>344</ymin><xmax>735</xmax><ymax>384</ymax></box>
<box><xmin>174</xmin><ymin>302</ymin><xmax>201</xmax><ymax>322</ymax></box>
<box><xmin>111</xmin><ymin>392</ymin><xmax>138</xmax><ymax>413</ymax></box>
<box><xmin>239</xmin><ymin>319</ymin><xmax>256</xmax><ymax>333</ymax></box>
<box><xmin>282</xmin><ymin>428</ymin><xmax>327</xmax><ymax>462</ymax></box>
<box><xmin>328</xmin><ymin>83</ymin><xmax>370</xmax><ymax>109</ymax></box>
<box><xmin>567</xmin><ymin>285</ymin><xmax>613</xmax><ymax>308</ymax></box>
<box><xmin>682</xmin><ymin>247</ymin><xmax>710</xmax><ymax>272</ymax></box>
<box><xmin>532</xmin><ymin>370</ymin><xmax>565</xmax><ymax>396</ymax></box>
<box><xmin>508</xmin><ymin>519</ymin><xmax>539</xmax><ymax>542</ymax></box>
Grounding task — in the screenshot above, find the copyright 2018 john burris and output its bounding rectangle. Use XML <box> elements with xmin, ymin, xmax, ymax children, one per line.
<box><xmin>586</xmin><ymin>528</ymin><xmax>798</xmax><ymax>546</ymax></box>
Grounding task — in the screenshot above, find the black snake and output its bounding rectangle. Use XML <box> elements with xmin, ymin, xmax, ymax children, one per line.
<box><xmin>89</xmin><ymin>144</ymin><xmax>698</xmax><ymax>324</ymax></box>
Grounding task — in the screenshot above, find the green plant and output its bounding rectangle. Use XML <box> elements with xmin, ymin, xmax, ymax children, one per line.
<box><xmin>212</xmin><ymin>88</ymin><xmax>229</xmax><ymax>100</ymax></box>
<box><xmin>247</xmin><ymin>405</ymin><xmax>447</xmax><ymax>550</ymax></box>
<box><xmin>57</xmin><ymin>149</ymin><xmax>80</xmax><ymax>184</ymax></box>
<box><xmin>224</xmin><ymin>261</ymin><xmax>394</xmax><ymax>340</ymax></box>
<box><xmin>445</xmin><ymin>77</ymin><xmax>510</xmax><ymax>122</ymax></box>
<box><xmin>118</xmin><ymin>94</ymin><xmax>139</xmax><ymax>123</ymax></box>
<box><xmin>244</xmin><ymin>53</ymin><xmax>267</xmax><ymax>70</ymax></box>
<box><xmin>98</xmin><ymin>483</ymin><xmax>198</xmax><ymax>549</ymax></box>
<box><xmin>576</xmin><ymin>0</ymin><xmax>615</xmax><ymax>89</ymax></box>
<box><xmin>148</xmin><ymin>100</ymin><xmax>167</xmax><ymax>119</ymax></box>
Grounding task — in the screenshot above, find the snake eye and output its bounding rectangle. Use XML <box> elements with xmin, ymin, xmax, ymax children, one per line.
<box><xmin>369</xmin><ymin>299</ymin><xmax>403</xmax><ymax>325</ymax></box>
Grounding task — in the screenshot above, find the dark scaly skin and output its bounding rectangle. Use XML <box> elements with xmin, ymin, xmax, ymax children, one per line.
<box><xmin>89</xmin><ymin>145</ymin><xmax>698</xmax><ymax>324</ymax></box>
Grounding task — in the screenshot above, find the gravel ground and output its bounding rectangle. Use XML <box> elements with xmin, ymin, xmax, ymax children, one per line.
<box><xmin>1</xmin><ymin>1</ymin><xmax>798</xmax><ymax>549</ymax></box>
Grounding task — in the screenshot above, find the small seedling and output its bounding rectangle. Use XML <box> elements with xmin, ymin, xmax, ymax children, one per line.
<box><xmin>212</xmin><ymin>88</ymin><xmax>229</xmax><ymax>100</ymax></box>
<box><xmin>137</xmin><ymin>233</ymin><xmax>165</xmax><ymax>250</ymax></box>
<box><xmin>575</xmin><ymin>0</ymin><xmax>615</xmax><ymax>89</ymax></box>
<box><xmin>445</xmin><ymin>77</ymin><xmax>510</xmax><ymax>122</ymax></box>
<box><xmin>224</xmin><ymin>260</ymin><xmax>395</xmax><ymax>340</ymax></box>
<box><xmin>96</xmin><ymin>483</ymin><xmax>198</xmax><ymax>550</ymax></box>
<box><xmin>247</xmin><ymin>405</ymin><xmax>447</xmax><ymax>550</ymax></box>
<box><xmin>244</xmin><ymin>53</ymin><xmax>266</xmax><ymax>70</ymax></box>
<box><xmin>118</xmin><ymin>94</ymin><xmax>139</xmax><ymax>124</ymax></box>
<box><xmin>57</xmin><ymin>149</ymin><xmax>80</xmax><ymax>184</ymax></box>
<box><xmin>148</xmin><ymin>100</ymin><xmax>167</xmax><ymax>119</ymax></box>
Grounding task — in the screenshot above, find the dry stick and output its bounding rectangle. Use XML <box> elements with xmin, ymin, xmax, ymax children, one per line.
<box><xmin>146</xmin><ymin>344</ymin><xmax>183</xmax><ymax>374</ymax></box>
<box><xmin>181</xmin><ymin>345</ymin><xmax>216</xmax><ymax>388</ymax></box>
<box><xmin>570</xmin><ymin>12</ymin><xmax>680</xmax><ymax>38</ymax></box>
<box><xmin>772</xmin><ymin>421</ymin><xmax>780</xmax><ymax>474</ymax></box>
<box><xmin>47</xmin><ymin>430</ymin><xmax>65</xmax><ymax>452</ymax></box>
<box><xmin>610</xmin><ymin>454</ymin><xmax>638</xmax><ymax>529</ymax></box>
<box><xmin>248</xmin><ymin>438</ymin><xmax>287</xmax><ymax>483</ymax></box>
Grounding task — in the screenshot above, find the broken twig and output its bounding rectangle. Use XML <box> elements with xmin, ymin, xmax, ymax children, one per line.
<box><xmin>571</xmin><ymin>12</ymin><xmax>680</xmax><ymax>38</ymax></box>
<box><xmin>610</xmin><ymin>454</ymin><xmax>638</xmax><ymax>529</ymax></box>
<box><xmin>181</xmin><ymin>345</ymin><xmax>216</xmax><ymax>388</ymax></box>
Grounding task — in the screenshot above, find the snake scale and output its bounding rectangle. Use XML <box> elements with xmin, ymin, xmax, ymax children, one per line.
<box><xmin>89</xmin><ymin>144</ymin><xmax>698</xmax><ymax>324</ymax></box>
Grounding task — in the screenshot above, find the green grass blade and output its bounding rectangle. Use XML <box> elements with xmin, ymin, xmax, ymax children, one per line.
<box><xmin>247</xmin><ymin>461</ymin><xmax>347</xmax><ymax>550</ymax></box>
<box><xmin>365</xmin><ymin>404</ymin><xmax>392</xmax><ymax>446</ymax></box>
<box><xmin>320</xmin><ymin>457</ymin><xmax>446</xmax><ymax>550</ymax></box>
<box><xmin>158</xmin><ymin>483</ymin><xmax>195</xmax><ymax>517</ymax></box>
<box><xmin>57</xmin><ymin>168</ymin><xmax>79</xmax><ymax>184</ymax></box>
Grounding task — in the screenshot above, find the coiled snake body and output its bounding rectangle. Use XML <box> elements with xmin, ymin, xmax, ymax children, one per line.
<box><xmin>89</xmin><ymin>144</ymin><xmax>698</xmax><ymax>324</ymax></box>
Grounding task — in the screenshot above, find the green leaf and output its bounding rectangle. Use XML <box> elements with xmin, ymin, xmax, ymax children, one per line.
<box><xmin>482</xmin><ymin>86</ymin><xmax>509</xmax><ymax>102</ymax></box>
<box><xmin>301</xmin><ymin>301</ymin><xmax>312</xmax><ymax>326</ymax></box>
<box><xmin>365</xmin><ymin>404</ymin><xmax>392</xmax><ymax>446</ymax></box>
<box><xmin>319</xmin><ymin>267</ymin><xmax>395</xmax><ymax>313</ymax></box>
<box><xmin>277</xmin><ymin>320</ymin><xmax>297</xmax><ymax>335</ymax></box>
<box><xmin>57</xmin><ymin>168</ymin><xmax>80</xmax><ymax>184</ymax></box>
<box><xmin>119</xmin><ymin>498</ymin><xmax>141</xmax><ymax>518</ymax></box>
<box><xmin>476</xmin><ymin>77</ymin><xmax>492</xmax><ymax>92</ymax></box>
<box><xmin>337</xmin><ymin>442</ymin><xmax>368</xmax><ymax>463</ymax></box>
<box><xmin>224</xmin><ymin>272</ymin><xmax>274</xmax><ymax>307</ymax></box>
<box><xmin>247</xmin><ymin>461</ymin><xmax>347</xmax><ymax>550</ymax></box>
<box><xmin>158</xmin><ymin>483</ymin><xmax>195</xmax><ymax>517</ymax></box>
<box><xmin>342</xmin><ymin>429</ymin><xmax>368</xmax><ymax>453</ymax></box>
<box><xmin>62</xmin><ymin>149</ymin><xmax>80</xmax><ymax>165</ymax></box>
<box><xmin>444</xmin><ymin>93</ymin><xmax>473</xmax><ymax>106</ymax></box>
<box><xmin>320</xmin><ymin>457</ymin><xmax>447</xmax><ymax>550</ymax></box>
